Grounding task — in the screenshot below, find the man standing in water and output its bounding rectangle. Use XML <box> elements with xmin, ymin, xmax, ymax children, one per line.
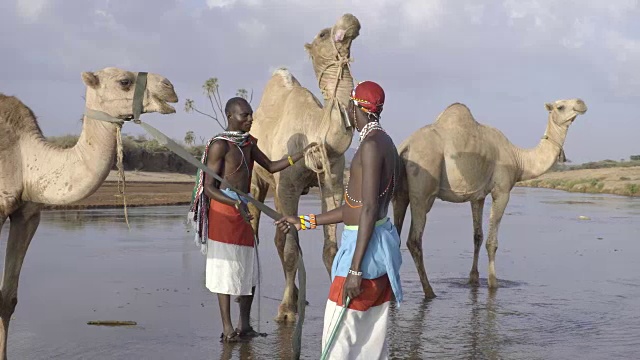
<box><xmin>276</xmin><ymin>81</ymin><xmax>402</xmax><ymax>359</ymax></box>
<box><xmin>189</xmin><ymin>97</ymin><xmax>316</xmax><ymax>343</ymax></box>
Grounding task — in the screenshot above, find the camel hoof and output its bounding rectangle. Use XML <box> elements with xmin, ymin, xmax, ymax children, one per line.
<box><xmin>424</xmin><ymin>288</ymin><xmax>437</xmax><ymax>300</ymax></box>
<box><xmin>488</xmin><ymin>276</ymin><xmax>499</xmax><ymax>289</ymax></box>
<box><xmin>274</xmin><ymin>304</ymin><xmax>297</xmax><ymax>323</ymax></box>
<box><xmin>468</xmin><ymin>272</ymin><xmax>480</xmax><ymax>286</ymax></box>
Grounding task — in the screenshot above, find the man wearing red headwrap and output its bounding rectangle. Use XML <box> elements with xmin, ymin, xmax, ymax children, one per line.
<box><xmin>276</xmin><ymin>80</ymin><xmax>403</xmax><ymax>359</ymax></box>
<box><xmin>350</xmin><ymin>80</ymin><xmax>385</xmax><ymax>122</ymax></box>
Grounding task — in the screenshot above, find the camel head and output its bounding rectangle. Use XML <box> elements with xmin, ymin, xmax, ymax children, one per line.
<box><xmin>81</xmin><ymin>67</ymin><xmax>178</xmax><ymax>120</ymax></box>
<box><xmin>544</xmin><ymin>98</ymin><xmax>588</xmax><ymax>127</ymax></box>
<box><xmin>304</xmin><ymin>14</ymin><xmax>361</xmax><ymax>76</ymax></box>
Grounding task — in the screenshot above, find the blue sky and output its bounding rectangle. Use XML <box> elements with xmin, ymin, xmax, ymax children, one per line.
<box><xmin>2</xmin><ymin>0</ymin><xmax>640</xmax><ymax>163</ymax></box>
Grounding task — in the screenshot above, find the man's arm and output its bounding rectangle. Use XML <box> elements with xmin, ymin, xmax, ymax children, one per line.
<box><xmin>252</xmin><ymin>143</ymin><xmax>316</xmax><ymax>174</ymax></box>
<box><xmin>203</xmin><ymin>141</ymin><xmax>238</xmax><ymax>207</ymax></box>
<box><xmin>350</xmin><ymin>140</ymin><xmax>383</xmax><ymax>273</ymax></box>
<box><xmin>314</xmin><ymin>206</ymin><xmax>343</xmax><ymax>225</ymax></box>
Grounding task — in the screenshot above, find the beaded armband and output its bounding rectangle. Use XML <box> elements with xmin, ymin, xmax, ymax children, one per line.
<box><xmin>298</xmin><ymin>214</ymin><xmax>317</xmax><ymax>230</ymax></box>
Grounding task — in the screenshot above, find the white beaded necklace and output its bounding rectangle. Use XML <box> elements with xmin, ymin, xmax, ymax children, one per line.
<box><xmin>345</xmin><ymin>121</ymin><xmax>396</xmax><ymax>205</ymax></box>
<box><xmin>357</xmin><ymin>121</ymin><xmax>385</xmax><ymax>147</ymax></box>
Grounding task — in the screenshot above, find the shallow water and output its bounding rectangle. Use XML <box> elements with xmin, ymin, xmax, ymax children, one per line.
<box><xmin>1</xmin><ymin>188</ymin><xmax>639</xmax><ymax>359</ymax></box>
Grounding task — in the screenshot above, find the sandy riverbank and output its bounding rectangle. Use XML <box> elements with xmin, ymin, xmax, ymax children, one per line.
<box><xmin>43</xmin><ymin>165</ymin><xmax>640</xmax><ymax>210</ymax></box>
<box><xmin>516</xmin><ymin>166</ymin><xmax>640</xmax><ymax>197</ymax></box>
<box><xmin>42</xmin><ymin>171</ymin><xmax>196</xmax><ymax>210</ymax></box>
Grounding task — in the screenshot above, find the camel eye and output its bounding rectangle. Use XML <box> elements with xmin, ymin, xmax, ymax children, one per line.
<box><xmin>319</xmin><ymin>31</ymin><xmax>327</xmax><ymax>38</ymax></box>
<box><xmin>119</xmin><ymin>79</ymin><xmax>132</xmax><ymax>87</ymax></box>
<box><xmin>556</xmin><ymin>105</ymin><xmax>565</xmax><ymax>110</ymax></box>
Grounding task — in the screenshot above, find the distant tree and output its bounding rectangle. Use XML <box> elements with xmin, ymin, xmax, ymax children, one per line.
<box><xmin>236</xmin><ymin>88</ymin><xmax>253</xmax><ymax>103</ymax></box>
<box><xmin>184</xmin><ymin>130</ymin><xmax>195</xmax><ymax>146</ymax></box>
<box><xmin>630</xmin><ymin>155</ymin><xmax>640</xmax><ymax>161</ymax></box>
<box><xmin>184</xmin><ymin>77</ymin><xmax>253</xmax><ymax>131</ymax></box>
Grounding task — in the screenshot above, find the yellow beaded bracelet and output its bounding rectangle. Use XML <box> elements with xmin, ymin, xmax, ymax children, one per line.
<box><xmin>288</xmin><ymin>155</ymin><xmax>294</xmax><ymax>166</ymax></box>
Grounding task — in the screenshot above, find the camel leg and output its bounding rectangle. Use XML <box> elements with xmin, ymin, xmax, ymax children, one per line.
<box><xmin>320</xmin><ymin>157</ymin><xmax>344</xmax><ymax>276</ymax></box>
<box><xmin>274</xmin><ymin>180</ymin><xmax>303</xmax><ymax>323</ymax></box>
<box><xmin>0</xmin><ymin>203</ymin><xmax>41</xmax><ymax>360</ymax></box>
<box><xmin>270</xmin><ymin>193</ymin><xmax>303</xmax><ymax>301</ymax></box>
<box><xmin>238</xmin><ymin>176</ymin><xmax>269</xmax><ymax>305</ymax></box>
<box><xmin>486</xmin><ymin>191</ymin><xmax>510</xmax><ymax>289</ymax></box>
<box><xmin>249</xmin><ymin>176</ymin><xmax>269</xmax><ymax>244</ymax></box>
<box><xmin>469</xmin><ymin>198</ymin><xmax>485</xmax><ymax>285</ymax></box>
<box><xmin>407</xmin><ymin>195</ymin><xmax>437</xmax><ymax>299</ymax></box>
<box><xmin>392</xmin><ymin>190</ymin><xmax>409</xmax><ymax>237</ymax></box>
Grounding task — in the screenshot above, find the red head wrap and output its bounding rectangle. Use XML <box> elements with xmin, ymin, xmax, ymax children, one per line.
<box><xmin>350</xmin><ymin>81</ymin><xmax>385</xmax><ymax>119</ymax></box>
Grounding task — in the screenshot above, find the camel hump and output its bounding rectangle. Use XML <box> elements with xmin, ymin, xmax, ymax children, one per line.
<box><xmin>433</xmin><ymin>102</ymin><xmax>479</xmax><ymax>127</ymax></box>
<box><xmin>0</xmin><ymin>94</ymin><xmax>43</xmax><ymax>137</ymax></box>
<box><xmin>271</xmin><ymin>68</ymin><xmax>302</xmax><ymax>89</ymax></box>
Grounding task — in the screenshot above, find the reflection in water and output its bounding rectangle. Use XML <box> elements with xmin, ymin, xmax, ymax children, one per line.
<box><xmin>218</xmin><ymin>341</ymin><xmax>255</xmax><ymax>360</ymax></box>
<box><xmin>3</xmin><ymin>189</ymin><xmax>640</xmax><ymax>359</ymax></box>
<box><xmin>43</xmin><ymin>207</ymin><xmax>188</xmax><ymax>231</ymax></box>
<box><xmin>465</xmin><ymin>287</ymin><xmax>500</xmax><ymax>360</ymax></box>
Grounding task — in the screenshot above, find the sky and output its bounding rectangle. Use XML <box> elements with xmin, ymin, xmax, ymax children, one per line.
<box><xmin>2</xmin><ymin>0</ymin><xmax>640</xmax><ymax>164</ymax></box>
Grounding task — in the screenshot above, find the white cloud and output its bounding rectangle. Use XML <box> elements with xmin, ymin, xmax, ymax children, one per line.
<box><xmin>237</xmin><ymin>18</ymin><xmax>267</xmax><ymax>42</ymax></box>
<box><xmin>16</xmin><ymin>0</ymin><xmax>49</xmax><ymax>22</ymax></box>
<box><xmin>206</xmin><ymin>0</ymin><xmax>261</xmax><ymax>9</ymax></box>
<box><xmin>561</xmin><ymin>17</ymin><xmax>596</xmax><ymax>49</ymax></box>
<box><xmin>605</xmin><ymin>31</ymin><xmax>640</xmax><ymax>97</ymax></box>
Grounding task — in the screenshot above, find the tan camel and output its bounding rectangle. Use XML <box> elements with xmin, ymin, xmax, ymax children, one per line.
<box><xmin>248</xmin><ymin>13</ymin><xmax>360</xmax><ymax>322</ymax></box>
<box><xmin>393</xmin><ymin>99</ymin><xmax>588</xmax><ymax>298</ymax></box>
<box><xmin>0</xmin><ymin>67</ymin><xmax>177</xmax><ymax>359</ymax></box>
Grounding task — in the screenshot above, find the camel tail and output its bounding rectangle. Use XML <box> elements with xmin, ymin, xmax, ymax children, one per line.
<box><xmin>392</xmin><ymin>152</ymin><xmax>410</xmax><ymax>237</ymax></box>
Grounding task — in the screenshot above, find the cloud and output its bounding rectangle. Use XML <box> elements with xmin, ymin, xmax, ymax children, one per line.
<box><xmin>605</xmin><ymin>31</ymin><xmax>640</xmax><ymax>97</ymax></box>
<box><xmin>15</xmin><ymin>0</ymin><xmax>49</xmax><ymax>22</ymax></box>
<box><xmin>206</xmin><ymin>0</ymin><xmax>261</xmax><ymax>9</ymax></box>
<box><xmin>3</xmin><ymin>0</ymin><xmax>640</xmax><ymax>163</ymax></box>
<box><xmin>237</xmin><ymin>18</ymin><xmax>267</xmax><ymax>42</ymax></box>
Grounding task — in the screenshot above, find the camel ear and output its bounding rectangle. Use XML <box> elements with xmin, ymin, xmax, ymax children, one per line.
<box><xmin>545</xmin><ymin>103</ymin><xmax>554</xmax><ymax>112</ymax></box>
<box><xmin>334</xmin><ymin>29</ymin><xmax>346</xmax><ymax>42</ymax></box>
<box><xmin>82</xmin><ymin>72</ymin><xmax>99</xmax><ymax>89</ymax></box>
<box><xmin>304</xmin><ymin>43</ymin><xmax>312</xmax><ymax>53</ymax></box>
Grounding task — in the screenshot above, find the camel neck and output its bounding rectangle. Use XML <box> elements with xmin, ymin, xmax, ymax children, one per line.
<box><xmin>22</xmin><ymin>115</ymin><xmax>118</xmax><ymax>204</ymax></box>
<box><xmin>514</xmin><ymin>116</ymin><xmax>568</xmax><ymax>182</ymax></box>
<box><xmin>314</xmin><ymin>62</ymin><xmax>354</xmax><ymax>156</ymax></box>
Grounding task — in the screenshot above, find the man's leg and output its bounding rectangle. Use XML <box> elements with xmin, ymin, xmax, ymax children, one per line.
<box><xmin>217</xmin><ymin>293</ymin><xmax>236</xmax><ymax>341</ymax></box>
<box><xmin>236</xmin><ymin>286</ymin><xmax>266</xmax><ymax>337</ymax></box>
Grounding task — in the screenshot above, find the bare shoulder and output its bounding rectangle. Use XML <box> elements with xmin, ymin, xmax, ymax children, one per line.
<box><xmin>207</xmin><ymin>140</ymin><xmax>229</xmax><ymax>161</ymax></box>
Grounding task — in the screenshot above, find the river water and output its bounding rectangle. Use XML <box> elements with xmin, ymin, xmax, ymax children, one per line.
<box><xmin>1</xmin><ymin>188</ymin><xmax>639</xmax><ymax>359</ymax></box>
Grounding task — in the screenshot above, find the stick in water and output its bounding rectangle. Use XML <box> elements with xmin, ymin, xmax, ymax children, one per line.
<box><xmin>87</xmin><ymin>320</ymin><xmax>137</xmax><ymax>326</ymax></box>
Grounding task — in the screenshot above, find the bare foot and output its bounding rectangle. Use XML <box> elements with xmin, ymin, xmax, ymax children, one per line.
<box><xmin>220</xmin><ymin>330</ymin><xmax>245</xmax><ymax>343</ymax></box>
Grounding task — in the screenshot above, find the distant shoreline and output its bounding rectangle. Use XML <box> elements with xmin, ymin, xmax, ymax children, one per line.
<box><xmin>516</xmin><ymin>166</ymin><xmax>640</xmax><ymax>198</ymax></box>
<box><xmin>43</xmin><ymin>165</ymin><xmax>640</xmax><ymax>211</ymax></box>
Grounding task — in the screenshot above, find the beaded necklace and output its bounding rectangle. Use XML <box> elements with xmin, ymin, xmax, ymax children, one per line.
<box><xmin>344</xmin><ymin>121</ymin><xmax>396</xmax><ymax>208</ymax></box>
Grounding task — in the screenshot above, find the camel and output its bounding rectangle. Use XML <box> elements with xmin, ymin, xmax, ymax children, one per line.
<box><xmin>392</xmin><ymin>99</ymin><xmax>588</xmax><ymax>298</ymax></box>
<box><xmin>248</xmin><ymin>13</ymin><xmax>360</xmax><ymax>322</ymax></box>
<box><xmin>0</xmin><ymin>67</ymin><xmax>178</xmax><ymax>359</ymax></box>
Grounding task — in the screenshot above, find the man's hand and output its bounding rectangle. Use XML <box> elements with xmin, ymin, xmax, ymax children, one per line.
<box><xmin>342</xmin><ymin>272</ymin><xmax>362</xmax><ymax>305</ymax></box>
<box><xmin>303</xmin><ymin>142</ymin><xmax>319</xmax><ymax>152</ymax></box>
<box><xmin>236</xmin><ymin>202</ymin><xmax>254</xmax><ymax>223</ymax></box>
<box><xmin>274</xmin><ymin>216</ymin><xmax>301</xmax><ymax>234</ymax></box>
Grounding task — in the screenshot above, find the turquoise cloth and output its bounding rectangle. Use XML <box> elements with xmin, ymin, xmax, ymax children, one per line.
<box><xmin>331</xmin><ymin>217</ymin><xmax>403</xmax><ymax>304</ymax></box>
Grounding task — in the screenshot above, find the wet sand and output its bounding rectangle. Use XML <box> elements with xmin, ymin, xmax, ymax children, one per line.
<box><xmin>2</xmin><ymin>188</ymin><xmax>639</xmax><ymax>359</ymax></box>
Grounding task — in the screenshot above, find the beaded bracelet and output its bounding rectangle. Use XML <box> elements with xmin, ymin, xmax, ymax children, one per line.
<box><xmin>298</xmin><ymin>214</ymin><xmax>317</xmax><ymax>230</ymax></box>
<box><xmin>348</xmin><ymin>269</ymin><xmax>362</xmax><ymax>277</ymax></box>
